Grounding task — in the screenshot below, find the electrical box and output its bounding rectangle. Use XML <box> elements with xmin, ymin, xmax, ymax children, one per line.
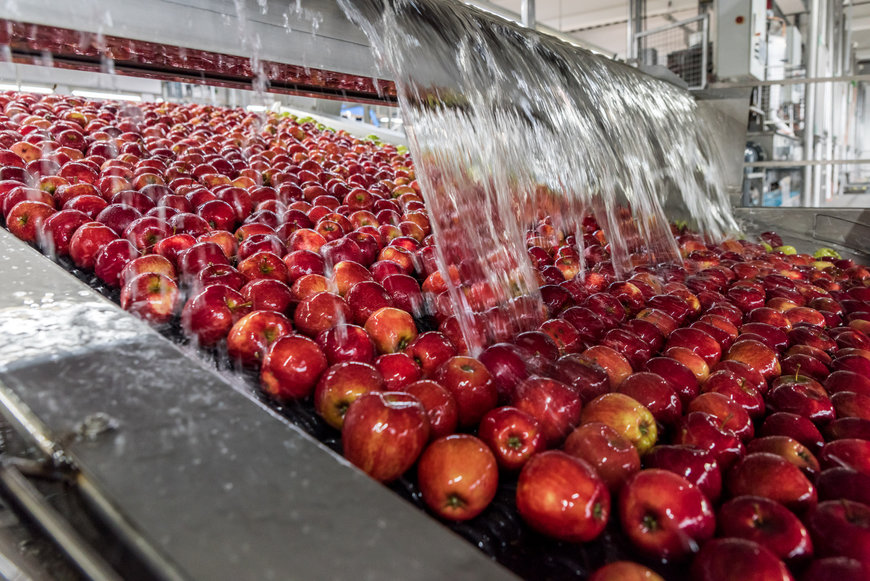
<box><xmin>716</xmin><ymin>0</ymin><xmax>767</xmax><ymax>81</ymax></box>
<box><xmin>785</xmin><ymin>25</ymin><xmax>803</xmax><ymax>105</ymax></box>
<box><xmin>786</xmin><ymin>25</ymin><xmax>802</xmax><ymax>69</ymax></box>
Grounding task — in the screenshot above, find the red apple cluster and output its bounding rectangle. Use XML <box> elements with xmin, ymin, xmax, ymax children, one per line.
<box><xmin>2</xmin><ymin>90</ymin><xmax>870</xmax><ymax>580</ymax></box>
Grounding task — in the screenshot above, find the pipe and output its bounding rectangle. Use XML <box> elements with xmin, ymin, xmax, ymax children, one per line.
<box><xmin>521</xmin><ymin>0</ymin><xmax>535</xmax><ymax>28</ymax></box>
<box><xmin>803</xmin><ymin>0</ymin><xmax>820</xmax><ymax>206</ymax></box>
<box><xmin>0</xmin><ymin>463</ymin><xmax>124</xmax><ymax>581</ymax></box>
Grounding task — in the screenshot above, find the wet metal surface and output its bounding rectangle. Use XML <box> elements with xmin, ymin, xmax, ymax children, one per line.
<box><xmin>0</xmin><ymin>230</ymin><xmax>516</xmax><ymax>581</ymax></box>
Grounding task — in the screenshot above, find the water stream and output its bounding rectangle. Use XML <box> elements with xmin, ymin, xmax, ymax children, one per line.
<box><xmin>341</xmin><ymin>0</ymin><xmax>738</xmax><ymax>354</ymax></box>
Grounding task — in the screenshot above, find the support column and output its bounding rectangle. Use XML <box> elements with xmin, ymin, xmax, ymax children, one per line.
<box><xmin>803</xmin><ymin>0</ymin><xmax>820</xmax><ymax>206</ymax></box>
<box><xmin>521</xmin><ymin>0</ymin><xmax>535</xmax><ymax>29</ymax></box>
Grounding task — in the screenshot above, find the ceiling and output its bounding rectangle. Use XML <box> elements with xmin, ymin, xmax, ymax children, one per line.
<box><xmin>469</xmin><ymin>0</ymin><xmax>870</xmax><ymax>63</ymax></box>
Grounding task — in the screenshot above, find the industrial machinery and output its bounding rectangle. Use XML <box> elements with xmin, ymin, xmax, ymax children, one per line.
<box><xmin>0</xmin><ymin>1</ymin><xmax>868</xmax><ymax>580</ymax></box>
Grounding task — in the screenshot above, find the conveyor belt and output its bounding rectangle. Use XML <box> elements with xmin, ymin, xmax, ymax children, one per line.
<box><xmin>0</xmin><ymin>228</ymin><xmax>517</xmax><ymax>581</ymax></box>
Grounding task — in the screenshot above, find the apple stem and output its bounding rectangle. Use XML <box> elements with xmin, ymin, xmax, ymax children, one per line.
<box><xmin>445</xmin><ymin>494</ymin><xmax>465</xmax><ymax>509</ymax></box>
<box><xmin>641</xmin><ymin>513</ymin><xmax>659</xmax><ymax>533</ymax></box>
<box><xmin>593</xmin><ymin>502</ymin><xmax>604</xmax><ymax>521</ymax></box>
<box><xmin>794</xmin><ymin>364</ymin><xmax>801</xmax><ymax>382</ymax></box>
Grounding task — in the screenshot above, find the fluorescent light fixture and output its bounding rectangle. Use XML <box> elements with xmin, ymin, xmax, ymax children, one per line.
<box><xmin>0</xmin><ymin>83</ymin><xmax>54</xmax><ymax>94</ymax></box>
<box><xmin>71</xmin><ymin>89</ymin><xmax>141</xmax><ymax>102</ymax></box>
<box><xmin>246</xmin><ymin>105</ymin><xmax>267</xmax><ymax>112</ymax></box>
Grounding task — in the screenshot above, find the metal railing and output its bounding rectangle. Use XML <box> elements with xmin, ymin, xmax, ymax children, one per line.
<box><xmin>634</xmin><ymin>14</ymin><xmax>709</xmax><ymax>90</ymax></box>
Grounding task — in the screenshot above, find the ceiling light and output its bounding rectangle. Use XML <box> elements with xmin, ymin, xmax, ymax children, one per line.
<box><xmin>71</xmin><ymin>89</ymin><xmax>141</xmax><ymax>102</ymax></box>
<box><xmin>0</xmin><ymin>83</ymin><xmax>54</xmax><ymax>94</ymax></box>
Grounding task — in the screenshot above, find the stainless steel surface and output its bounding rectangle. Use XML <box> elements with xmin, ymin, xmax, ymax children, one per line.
<box><xmin>695</xmin><ymin>90</ymin><xmax>754</xmax><ymax>196</ymax></box>
<box><xmin>733</xmin><ymin>206</ymin><xmax>870</xmax><ymax>259</ymax></box>
<box><xmin>744</xmin><ymin>158</ymin><xmax>870</xmax><ymax>167</ymax></box>
<box><xmin>0</xmin><ymin>229</ymin><xmax>517</xmax><ymax>581</ymax></box>
<box><xmin>0</xmin><ymin>464</ymin><xmax>122</xmax><ymax>581</ymax></box>
<box><xmin>710</xmin><ymin>73</ymin><xmax>870</xmax><ymax>88</ymax></box>
<box><xmin>0</xmin><ymin>383</ymin><xmax>68</xmax><ymax>469</ymax></box>
<box><xmin>521</xmin><ymin>0</ymin><xmax>535</xmax><ymax>28</ymax></box>
<box><xmin>804</xmin><ymin>0</ymin><xmax>821</xmax><ymax>207</ymax></box>
<box><xmin>3</xmin><ymin>0</ymin><xmax>378</xmax><ymax>80</ymax></box>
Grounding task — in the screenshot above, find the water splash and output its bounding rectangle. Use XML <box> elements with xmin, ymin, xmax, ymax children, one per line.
<box><xmin>341</xmin><ymin>0</ymin><xmax>737</xmax><ymax>353</ymax></box>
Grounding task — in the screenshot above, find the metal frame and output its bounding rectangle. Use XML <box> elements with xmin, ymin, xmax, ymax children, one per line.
<box><xmin>732</xmin><ymin>206</ymin><xmax>870</xmax><ymax>258</ymax></box>
<box><xmin>744</xmin><ymin>158</ymin><xmax>870</xmax><ymax>167</ymax></box>
<box><xmin>0</xmin><ymin>19</ymin><xmax>396</xmax><ymax>105</ymax></box>
<box><xmin>0</xmin><ymin>229</ymin><xmax>517</xmax><ymax>581</ymax></box>
<box><xmin>633</xmin><ymin>13</ymin><xmax>709</xmax><ymax>90</ymax></box>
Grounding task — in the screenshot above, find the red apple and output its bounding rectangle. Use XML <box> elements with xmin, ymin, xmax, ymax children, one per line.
<box><xmin>725</xmin><ymin>339</ymin><xmax>782</xmax><ymax>380</ymax></box>
<box><xmin>767</xmin><ymin>375</ymin><xmax>835</xmax><ymax>423</ymax></box>
<box><xmin>588</xmin><ymin>562</ymin><xmax>664</xmax><ymax>581</ymax></box>
<box><xmin>177</xmin><ymin>241</ymin><xmax>231</xmax><ymax>281</ymax></box>
<box><xmin>359</xmin><ymin>305</ymin><xmax>419</xmax><ymax>354</ymax></box>
<box><xmin>374</xmin><ymin>352</ymin><xmax>422</xmax><ymax>391</ymax></box>
<box><xmin>6</xmin><ymin>200</ymin><xmax>55</xmax><ymax>243</ymax></box>
<box><xmin>563</xmin><ymin>421</ymin><xmax>640</xmax><ymax>492</ymax></box>
<box><xmin>36</xmin><ymin>208</ymin><xmax>90</xmax><ymax>257</ymax></box>
<box><xmin>119</xmin><ymin>255</ymin><xmax>176</xmax><ymax>289</ymax></box>
<box><xmin>294</xmin><ymin>291</ymin><xmax>351</xmax><ymax>337</ymax></box>
<box><xmin>644</xmin><ymin>444</ymin><xmax>722</xmax><ymax>502</ymax></box>
<box><xmin>511</xmin><ymin>376</ymin><xmax>582</xmax><ymax>447</ymax></box>
<box><xmin>643</xmin><ymin>356</ymin><xmax>700</xmax><ymax>405</ymax></box>
<box><xmin>226</xmin><ymin>310</ymin><xmax>293</xmax><ymax>367</ymax></box>
<box><xmin>315</xmin><ymin>323</ymin><xmax>376</xmax><ymax>365</ymax></box>
<box><xmin>581</xmin><ymin>345</ymin><xmax>632</xmax><ymax>389</ymax></box>
<box><xmin>68</xmin><ymin>221</ymin><xmax>119</xmax><ymax>270</ymax></box>
<box><xmin>717</xmin><ymin>495</ymin><xmax>813</xmax><ymax>562</ymax></box>
<box><xmin>181</xmin><ymin>285</ymin><xmax>252</xmax><ymax>346</ymax></box>
<box><xmin>688</xmin><ymin>392</ymin><xmax>754</xmax><ymax>441</ymax></box>
<box><xmin>807</xmin><ymin>500</ymin><xmax>870</xmax><ymax>567</ymax></box>
<box><xmin>825</xmin><ymin>371</ymin><xmax>870</xmax><ymax>398</ymax></box>
<box><xmin>478</xmin><ymin>406</ymin><xmax>545</xmax><ymax>471</ymax></box>
<box><xmin>616</xmin><ymin>372</ymin><xmax>682</xmax><ymax>427</ymax></box>
<box><xmin>416</xmin><ymin>434</ymin><xmax>498</xmax><ymax>521</ymax></box>
<box><xmin>760</xmin><ymin>412</ymin><xmax>825</xmax><ymax>454</ymax></box>
<box><xmin>674</xmin><ymin>411</ymin><xmax>746</xmax><ymax>469</ymax></box>
<box><xmin>547</xmin><ymin>354</ymin><xmax>610</xmax><ymax>404</ymax></box>
<box><xmin>119</xmin><ymin>272</ymin><xmax>179</xmax><ymax>324</ymax></box>
<box><xmin>479</xmin><ymin>343</ymin><xmax>529</xmax><ymax>402</ymax></box>
<box><xmin>344</xmin><ymin>280</ymin><xmax>393</xmax><ymax>326</ymax></box>
<box><xmin>381</xmin><ymin>273</ymin><xmax>425</xmax><ymax>317</ymax></box>
<box><xmin>800</xmin><ymin>557</ymin><xmax>869</xmax><ymax>581</ymax></box>
<box><xmin>539</xmin><ymin>318</ymin><xmax>584</xmax><ymax>354</ymax></box>
<box><xmin>195</xmin><ymin>263</ymin><xmax>246</xmax><ymax>292</ymax></box>
<box><xmin>619</xmin><ymin>469</ymin><xmax>715</xmax><ymax>561</ymax></box>
<box><xmin>666</xmin><ymin>327</ymin><xmax>722</xmax><ymax>367</ymax></box>
<box><xmin>516</xmin><ymin>450</ymin><xmax>610</xmax><ymax>542</ymax></box>
<box><xmin>712</xmin><ymin>359</ymin><xmax>768</xmax><ymax>394</ymax></box>
<box><xmin>260</xmin><ymin>334</ymin><xmax>328</xmax><ymax>400</ymax></box>
<box><xmin>727</xmin><ymin>452</ymin><xmax>817</xmax><ymax>513</ymax></box>
<box><xmin>747</xmin><ymin>435</ymin><xmax>820</xmax><ymax>479</ymax></box>
<box><xmin>400</xmin><ymin>379</ymin><xmax>458</xmax><ymax>440</ymax></box>
<box><xmin>402</xmin><ymin>331</ymin><xmax>455</xmax><ymax>378</ymax></box>
<box><xmin>314</xmin><ymin>361</ymin><xmax>384</xmax><ymax>430</ymax></box>
<box><xmin>580</xmin><ymin>393</ymin><xmax>658</xmax><ymax>455</ymax></box>
<box><xmin>152</xmin><ymin>233</ymin><xmax>196</xmax><ymax>267</ymax></box>
<box><xmin>690</xmin><ymin>538</ymin><xmax>794</xmax><ymax>581</ymax></box>
<box><xmin>341</xmin><ymin>391</ymin><xmax>428</xmax><ymax>482</ymax></box>
<box><xmin>94</xmin><ymin>238</ymin><xmax>139</xmax><ymax>287</ymax></box>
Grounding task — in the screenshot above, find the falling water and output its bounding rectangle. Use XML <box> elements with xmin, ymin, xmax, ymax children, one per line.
<box><xmin>340</xmin><ymin>0</ymin><xmax>738</xmax><ymax>354</ymax></box>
